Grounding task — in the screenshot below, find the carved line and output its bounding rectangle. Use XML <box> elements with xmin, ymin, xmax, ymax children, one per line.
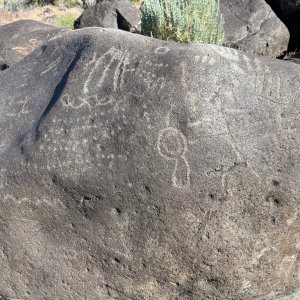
<box><xmin>157</xmin><ymin>127</ymin><xmax>190</xmax><ymax>188</ymax></box>
<box><xmin>155</xmin><ymin>47</ymin><xmax>170</xmax><ymax>54</ymax></box>
<box><xmin>213</xmin><ymin>46</ymin><xmax>240</xmax><ymax>61</ymax></box>
<box><xmin>81</xmin><ymin>48</ymin><xmax>130</xmax><ymax>108</ymax></box>
<box><xmin>256</xmin><ymin>70</ymin><xmax>282</xmax><ymax>102</ymax></box>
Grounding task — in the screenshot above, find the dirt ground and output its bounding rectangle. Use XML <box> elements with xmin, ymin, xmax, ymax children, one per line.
<box><xmin>0</xmin><ymin>3</ymin><xmax>83</xmax><ymax>26</ymax></box>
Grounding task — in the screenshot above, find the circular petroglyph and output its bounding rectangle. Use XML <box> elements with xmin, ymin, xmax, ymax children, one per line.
<box><xmin>61</xmin><ymin>94</ymin><xmax>84</xmax><ymax>109</ymax></box>
<box><xmin>157</xmin><ymin>127</ymin><xmax>187</xmax><ymax>160</ymax></box>
<box><xmin>154</xmin><ymin>47</ymin><xmax>170</xmax><ymax>55</ymax></box>
<box><xmin>157</xmin><ymin>127</ymin><xmax>190</xmax><ymax>188</ymax></box>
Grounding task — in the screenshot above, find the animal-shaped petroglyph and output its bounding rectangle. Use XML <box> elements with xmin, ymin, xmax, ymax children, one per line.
<box><xmin>157</xmin><ymin>127</ymin><xmax>190</xmax><ymax>188</ymax></box>
<box><xmin>81</xmin><ymin>47</ymin><xmax>130</xmax><ymax>108</ymax></box>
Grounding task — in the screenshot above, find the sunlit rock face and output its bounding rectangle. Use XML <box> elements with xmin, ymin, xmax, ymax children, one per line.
<box><xmin>0</xmin><ymin>20</ymin><xmax>65</xmax><ymax>71</ymax></box>
<box><xmin>220</xmin><ymin>0</ymin><xmax>290</xmax><ymax>58</ymax></box>
<box><xmin>0</xmin><ymin>28</ymin><xmax>299</xmax><ymax>299</ymax></box>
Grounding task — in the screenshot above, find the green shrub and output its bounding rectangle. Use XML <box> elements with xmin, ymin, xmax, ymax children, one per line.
<box><xmin>141</xmin><ymin>0</ymin><xmax>224</xmax><ymax>45</ymax></box>
<box><xmin>25</xmin><ymin>0</ymin><xmax>55</xmax><ymax>5</ymax></box>
<box><xmin>25</xmin><ymin>0</ymin><xmax>80</xmax><ymax>7</ymax></box>
<box><xmin>52</xmin><ymin>13</ymin><xmax>79</xmax><ymax>28</ymax></box>
<box><xmin>63</xmin><ymin>0</ymin><xmax>81</xmax><ymax>7</ymax></box>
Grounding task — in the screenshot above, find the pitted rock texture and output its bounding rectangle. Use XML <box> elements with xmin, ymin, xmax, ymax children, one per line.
<box><xmin>220</xmin><ymin>0</ymin><xmax>290</xmax><ymax>58</ymax></box>
<box><xmin>0</xmin><ymin>20</ymin><xmax>65</xmax><ymax>70</ymax></box>
<box><xmin>74</xmin><ymin>0</ymin><xmax>141</xmax><ymax>32</ymax></box>
<box><xmin>0</xmin><ymin>28</ymin><xmax>299</xmax><ymax>299</ymax></box>
<box><xmin>277</xmin><ymin>289</ymin><xmax>300</xmax><ymax>300</ymax></box>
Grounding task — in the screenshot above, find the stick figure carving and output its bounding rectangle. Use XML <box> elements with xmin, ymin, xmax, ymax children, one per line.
<box><xmin>157</xmin><ymin>127</ymin><xmax>190</xmax><ymax>188</ymax></box>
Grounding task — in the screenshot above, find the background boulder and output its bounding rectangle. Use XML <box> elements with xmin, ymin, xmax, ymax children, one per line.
<box><xmin>0</xmin><ymin>28</ymin><xmax>299</xmax><ymax>299</ymax></box>
<box><xmin>74</xmin><ymin>0</ymin><xmax>141</xmax><ymax>32</ymax></box>
<box><xmin>265</xmin><ymin>0</ymin><xmax>300</xmax><ymax>54</ymax></box>
<box><xmin>220</xmin><ymin>0</ymin><xmax>290</xmax><ymax>58</ymax></box>
<box><xmin>82</xmin><ymin>0</ymin><xmax>97</xmax><ymax>8</ymax></box>
<box><xmin>0</xmin><ymin>19</ymin><xmax>65</xmax><ymax>70</ymax></box>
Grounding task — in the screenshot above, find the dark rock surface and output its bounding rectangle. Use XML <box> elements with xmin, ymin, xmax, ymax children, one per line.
<box><xmin>0</xmin><ymin>28</ymin><xmax>299</xmax><ymax>299</ymax></box>
<box><xmin>74</xmin><ymin>0</ymin><xmax>141</xmax><ymax>32</ymax></box>
<box><xmin>220</xmin><ymin>0</ymin><xmax>290</xmax><ymax>58</ymax></box>
<box><xmin>0</xmin><ymin>20</ymin><xmax>65</xmax><ymax>70</ymax></box>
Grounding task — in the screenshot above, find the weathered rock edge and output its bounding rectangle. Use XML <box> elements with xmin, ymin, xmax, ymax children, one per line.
<box><xmin>0</xmin><ymin>28</ymin><xmax>299</xmax><ymax>299</ymax></box>
<box><xmin>0</xmin><ymin>20</ymin><xmax>66</xmax><ymax>70</ymax></box>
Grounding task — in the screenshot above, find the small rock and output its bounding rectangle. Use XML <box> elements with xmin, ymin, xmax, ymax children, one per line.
<box><xmin>74</xmin><ymin>0</ymin><xmax>141</xmax><ymax>32</ymax></box>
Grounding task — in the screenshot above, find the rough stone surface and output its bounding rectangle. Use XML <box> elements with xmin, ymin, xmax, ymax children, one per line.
<box><xmin>277</xmin><ymin>289</ymin><xmax>300</xmax><ymax>300</ymax></box>
<box><xmin>74</xmin><ymin>0</ymin><xmax>141</xmax><ymax>32</ymax></box>
<box><xmin>0</xmin><ymin>28</ymin><xmax>299</xmax><ymax>299</ymax></box>
<box><xmin>220</xmin><ymin>0</ymin><xmax>290</xmax><ymax>58</ymax></box>
<box><xmin>0</xmin><ymin>20</ymin><xmax>65</xmax><ymax>70</ymax></box>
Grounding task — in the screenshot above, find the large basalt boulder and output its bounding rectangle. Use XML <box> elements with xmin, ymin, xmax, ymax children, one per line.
<box><xmin>0</xmin><ymin>20</ymin><xmax>65</xmax><ymax>71</ymax></box>
<box><xmin>0</xmin><ymin>28</ymin><xmax>299</xmax><ymax>299</ymax></box>
<box><xmin>74</xmin><ymin>0</ymin><xmax>141</xmax><ymax>32</ymax></box>
<box><xmin>220</xmin><ymin>0</ymin><xmax>290</xmax><ymax>58</ymax></box>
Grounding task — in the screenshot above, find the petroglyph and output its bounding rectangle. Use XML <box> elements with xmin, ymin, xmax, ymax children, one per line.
<box><xmin>7</xmin><ymin>95</ymin><xmax>31</xmax><ymax>118</ymax></box>
<box><xmin>256</xmin><ymin>68</ymin><xmax>282</xmax><ymax>103</ymax></box>
<box><xmin>212</xmin><ymin>47</ymin><xmax>255</xmax><ymax>71</ymax></box>
<box><xmin>181</xmin><ymin>62</ymin><xmax>188</xmax><ymax>88</ymax></box>
<box><xmin>41</xmin><ymin>57</ymin><xmax>62</xmax><ymax>75</ymax></box>
<box><xmin>241</xmin><ymin>54</ymin><xmax>253</xmax><ymax>70</ymax></box>
<box><xmin>12</xmin><ymin>39</ymin><xmax>38</xmax><ymax>57</ymax></box>
<box><xmin>61</xmin><ymin>94</ymin><xmax>85</xmax><ymax>109</ymax></box>
<box><xmin>2</xmin><ymin>194</ymin><xmax>62</xmax><ymax>208</ymax></box>
<box><xmin>212</xmin><ymin>46</ymin><xmax>240</xmax><ymax>61</ymax></box>
<box><xmin>81</xmin><ymin>47</ymin><xmax>130</xmax><ymax>108</ymax></box>
<box><xmin>158</xmin><ymin>127</ymin><xmax>190</xmax><ymax>188</ymax></box>
<box><xmin>60</xmin><ymin>48</ymin><xmax>130</xmax><ymax>110</ymax></box>
<box><xmin>0</xmin><ymin>168</ymin><xmax>7</xmax><ymax>190</ymax></box>
<box><xmin>154</xmin><ymin>46</ymin><xmax>170</xmax><ymax>54</ymax></box>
